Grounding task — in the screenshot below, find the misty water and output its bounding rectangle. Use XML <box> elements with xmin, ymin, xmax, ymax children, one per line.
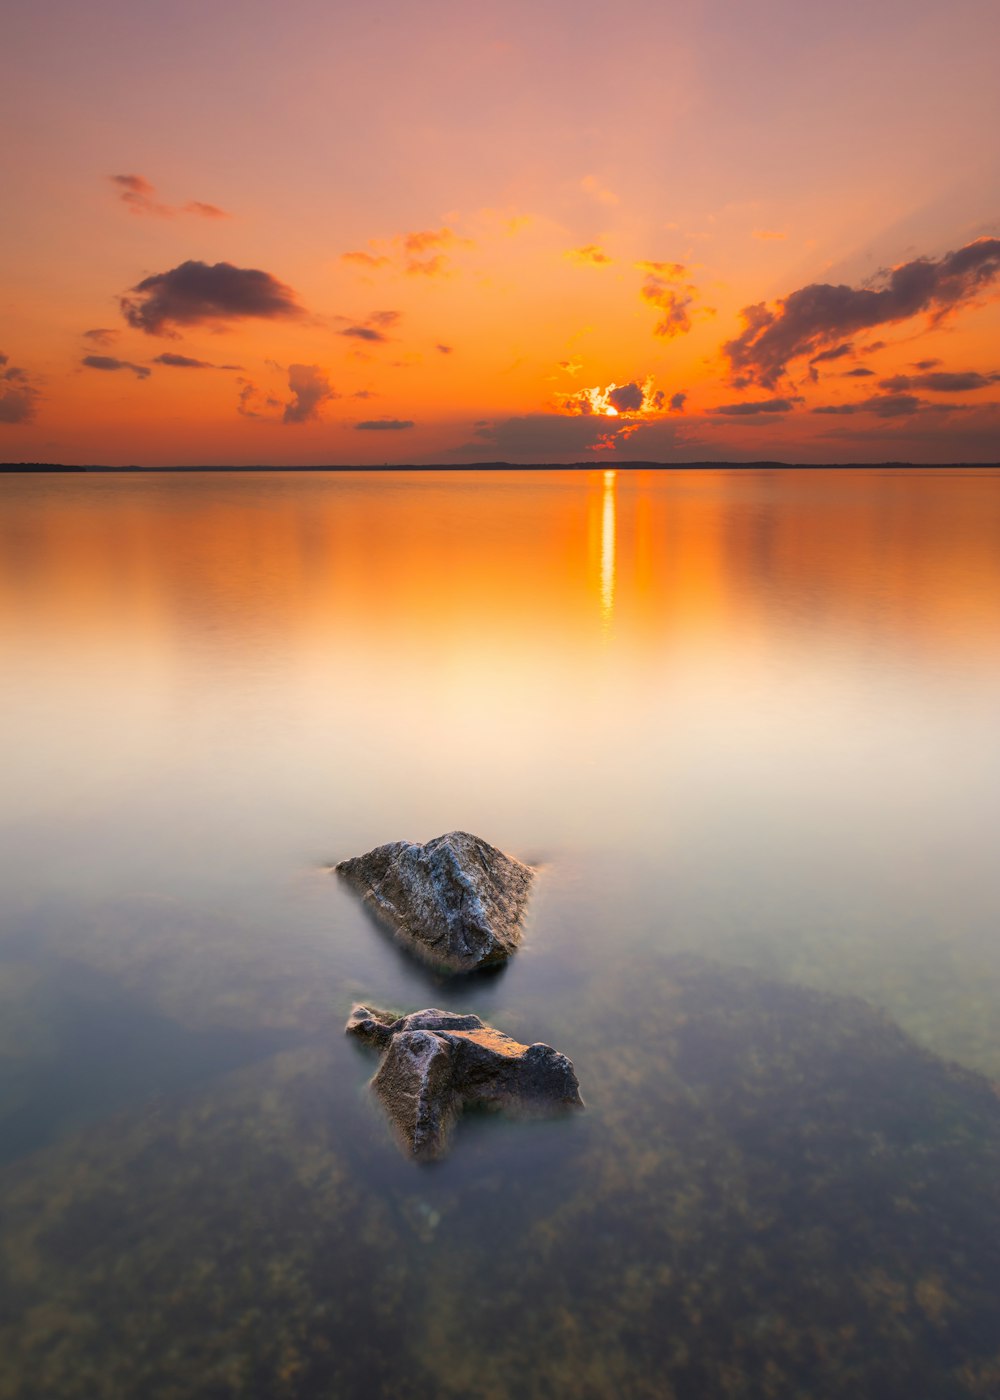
<box><xmin>2</xmin><ymin>467</ymin><xmax>1000</xmax><ymax>1398</ymax></box>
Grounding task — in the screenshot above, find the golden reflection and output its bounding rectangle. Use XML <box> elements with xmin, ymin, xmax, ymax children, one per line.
<box><xmin>600</xmin><ymin>469</ymin><xmax>617</xmax><ymax>630</ymax></box>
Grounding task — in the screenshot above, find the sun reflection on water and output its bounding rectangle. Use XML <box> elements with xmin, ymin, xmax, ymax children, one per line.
<box><xmin>600</xmin><ymin>468</ymin><xmax>616</xmax><ymax>630</ymax></box>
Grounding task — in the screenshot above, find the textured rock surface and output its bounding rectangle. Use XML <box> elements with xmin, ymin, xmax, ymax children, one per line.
<box><xmin>336</xmin><ymin>831</ymin><xmax>535</xmax><ymax>972</ymax></box>
<box><xmin>347</xmin><ymin>1004</ymin><xmax>583</xmax><ymax>1158</ymax></box>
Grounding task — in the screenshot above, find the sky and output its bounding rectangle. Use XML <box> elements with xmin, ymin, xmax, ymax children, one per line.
<box><xmin>1</xmin><ymin>0</ymin><xmax>999</xmax><ymax>466</ymax></box>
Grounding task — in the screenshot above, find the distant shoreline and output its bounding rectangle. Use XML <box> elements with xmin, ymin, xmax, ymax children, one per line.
<box><xmin>3</xmin><ymin>461</ymin><xmax>1000</xmax><ymax>474</ymax></box>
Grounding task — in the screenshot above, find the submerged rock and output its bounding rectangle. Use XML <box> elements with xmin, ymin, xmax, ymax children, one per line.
<box><xmin>336</xmin><ymin>831</ymin><xmax>535</xmax><ymax>972</ymax></box>
<box><xmin>347</xmin><ymin>1004</ymin><xmax>583</xmax><ymax>1158</ymax></box>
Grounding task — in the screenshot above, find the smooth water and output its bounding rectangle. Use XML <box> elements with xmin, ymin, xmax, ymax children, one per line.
<box><xmin>2</xmin><ymin>468</ymin><xmax>1000</xmax><ymax>1398</ymax></box>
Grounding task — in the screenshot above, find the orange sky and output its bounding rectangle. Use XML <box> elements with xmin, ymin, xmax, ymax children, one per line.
<box><xmin>2</xmin><ymin>0</ymin><xmax>999</xmax><ymax>465</ymax></box>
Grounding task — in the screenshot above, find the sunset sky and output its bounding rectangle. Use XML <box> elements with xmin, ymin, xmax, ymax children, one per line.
<box><xmin>2</xmin><ymin>0</ymin><xmax>999</xmax><ymax>465</ymax></box>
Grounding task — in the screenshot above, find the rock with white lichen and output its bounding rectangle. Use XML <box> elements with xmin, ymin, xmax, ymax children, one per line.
<box><xmin>346</xmin><ymin>1003</ymin><xmax>583</xmax><ymax>1159</ymax></box>
<box><xmin>335</xmin><ymin>831</ymin><xmax>535</xmax><ymax>972</ymax></box>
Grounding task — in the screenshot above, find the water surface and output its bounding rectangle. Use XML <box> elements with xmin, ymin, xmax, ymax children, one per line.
<box><xmin>2</xmin><ymin>468</ymin><xmax>999</xmax><ymax>1397</ymax></box>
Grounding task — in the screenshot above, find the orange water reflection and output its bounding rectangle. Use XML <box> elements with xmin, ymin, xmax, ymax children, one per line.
<box><xmin>2</xmin><ymin>470</ymin><xmax>999</xmax><ymax>664</ymax></box>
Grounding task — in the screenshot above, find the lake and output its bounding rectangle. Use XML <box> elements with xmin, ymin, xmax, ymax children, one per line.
<box><xmin>2</xmin><ymin>467</ymin><xmax>1000</xmax><ymax>1398</ymax></box>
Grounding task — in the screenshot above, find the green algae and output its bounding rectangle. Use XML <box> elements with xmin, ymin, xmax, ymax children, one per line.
<box><xmin>2</xmin><ymin>956</ymin><xmax>1000</xmax><ymax>1398</ymax></box>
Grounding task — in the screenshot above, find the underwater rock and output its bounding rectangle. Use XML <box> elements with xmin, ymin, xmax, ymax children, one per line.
<box><xmin>336</xmin><ymin>831</ymin><xmax>534</xmax><ymax>972</ymax></box>
<box><xmin>347</xmin><ymin>1004</ymin><xmax>583</xmax><ymax>1158</ymax></box>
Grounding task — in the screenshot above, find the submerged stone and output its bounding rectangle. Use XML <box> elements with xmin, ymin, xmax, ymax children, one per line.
<box><xmin>347</xmin><ymin>1004</ymin><xmax>583</xmax><ymax>1158</ymax></box>
<box><xmin>335</xmin><ymin>831</ymin><xmax>535</xmax><ymax>972</ymax></box>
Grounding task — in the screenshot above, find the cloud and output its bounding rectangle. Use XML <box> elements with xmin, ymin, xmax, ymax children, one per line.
<box><xmin>580</xmin><ymin>175</ymin><xmax>618</xmax><ymax>206</ymax></box>
<box><xmin>110</xmin><ymin>175</ymin><xmax>230</xmax><ymax>220</ymax></box>
<box><xmin>566</xmin><ymin>245</ymin><xmax>612</xmax><ymax>266</ymax></box>
<box><xmin>81</xmin><ymin>354</ymin><xmax>150</xmax><ymax>379</ymax></box>
<box><xmin>457</xmin><ymin>411</ymin><xmax>695</xmax><ymax>462</ymax></box>
<box><xmin>341</xmin><ymin>251</ymin><xmax>392</xmax><ymax>270</ymax></box>
<box><xmin>810</xmin><ymin>393</ymin><xmax>956</xmax><ymax>418</ymax></box>
<box><xmin>111</xmin><ymin>174</ymin><xmax>171</xmax><ymax>217</ymax></box>
<box><xmin>436</xmin><ymin>344</ymin><xmax>453</xmax><ymax>355</ymax></box>
<box><xmin>283</xmin><ymin>364</ymin><xmax>337</xmax><ymax>424</ymax></box>
<box><xmin>339</xmin><ymin>309</ymin><xmax>401</xmax><ymax>344</ymax></box>
<box><xmin>862</xmin><ymin>340</ymin><xmax>887</xmax><ymax>354</ymax></box>
<box><xmin>669</xmin><ymin>392</ymin><xmax>687</xmax><ymax>412</ymax></box>
<box><xmin>342</xmin><ymin>325</ymin><xmax>388</xmax><ymax>342</ymax></box>
<box><xmin>152</xmin><ymin>352</ymin><xmax>244</xmax><ymax>370</ymax></box>
<box><xmin>562</xmin><ymin>377</ymin><xmax>666</xmax><ymax>418</ymax></box>
<box><xmin>181</xmin><ymin>201</ymin><xmax>230</xmax><ymax>219</ymax></box>
<box><xmin>709</xmin><ymin>397</ymin><xmax>800</xmax><ymax>415</ymax></box>
<box><xmin>637</xmin><ymin>261</ymin><xmax>705</xmax><ymax>339</ymax></box>
<box><xmin>724</xmin><ymin>237</ymin><xmax>1000</xmax><ymax>388</ymax></box>
<box><xmin>912</xmin><ymin>358</ymin><xmax>942</xmax><ymax>370</ymax></box>
<box><xmin>355</xmin><ymin>418</ymin><xmax>415</xmax><ymax>430</ymax></box>
<box><xmin>83</xmin><ymin>328</ymin><xmax>119</xmax><ymax>347</ymax></box>
<box><xmin>808</xmin><ymin>342</ymin><xmax>854</xmax><ymax>380</ymax></box>
<box><xmin>843</xmin><ymin>367</ymin><xmax>876</xmax><ymax>377</ymax></box>
<box><xmin>608</xmin><ymin>382</ymin><xmax>646</xmax><ymax>413</ymax></box>
<box><xmin>752</xmin><ymin>229</ymin><xmax>787</xmax><ymax>241</ymax></box>
<box><xmin>0</xmin><ymin>353</ymin><xmax>39</xmax><ymax>424</ymax></box>
<box><xmin>120</xmin><ymin>260</ymin><xmax>305</xmax><ymax>335</ymax></box>
<box><xmin>878</xmin><ymin>370</ymin><xmax>1000</xmax><ymax>393</ymax></box>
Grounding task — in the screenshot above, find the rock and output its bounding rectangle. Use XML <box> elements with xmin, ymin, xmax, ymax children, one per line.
<box><xmin>336</xmin><ymin>831</ymin><xmax>535</xmax><ymax>972</ymax></box>
<box><xmin>346</xmin><ymin>1004</ymin><xmax>583</xmax><ymax>1158</ymax></box>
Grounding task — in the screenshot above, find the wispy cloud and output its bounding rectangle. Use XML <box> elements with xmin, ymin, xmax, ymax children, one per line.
<box><xmin>637</xmin><ymin>261</ymin><xmax>706</xmax><ymax>339</ymax></box>
<box><xmin>342</xmin><ymin>227</ymin><xmax>473</xmax><ymax>279</ymax></box>
<box><xmin>878</xmin><ymin>370</ymin><xmax>1000</xmax><ymax>393</ymax></box>
<box><xmin>566</xmin><ymin>245</ymin><xmax>612</xmax><ymax>266</ymax></box>
<box><xmin>355</xmin><ymin>418</ymin><xmax>414</xmax><ymax>430</ymax></box>
<box><xmin>709</xmin><ymin>397</ymin><xmax>800</xmax><ymax>415</ymax></box>
<box><xmin>110</xmin><ymin>175</ymin><xmax>230</xmax><ymax>219</ymax></box>
<box><xmin>580</xmin><ymin>175</ymin><xmax>618</xmax><ymax>206</ymax></box>
<box><xmin>81</xmin><ymin>354</ymin><xmax>150</xmax><ymax>380</ymax></box>
<box><xmin>82</xmin><ymin>328</ymin><xmax>119</xmax><ymax>348</ymax></box>
<box><xmin>152</xmin><ymin>353</ymin><xmax>244</xmax><ymax>370</ymax></box>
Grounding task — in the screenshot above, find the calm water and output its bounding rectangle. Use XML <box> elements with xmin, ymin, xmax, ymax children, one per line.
<box><xmin>2</xmin><ymin>468</ymin><xmax>1000</xmax><ymax>1398</ymax></box>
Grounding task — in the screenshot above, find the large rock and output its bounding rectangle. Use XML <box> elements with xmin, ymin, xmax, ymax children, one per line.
<box><xmin>335</xmin><ymin>831</ymin><xmax>535</xmax><ymax>972</ymax></box>
<box><xmin>347</xmin><ymin>1004</ymin><xmax>583</xmax><ymax>1158</ymax></box>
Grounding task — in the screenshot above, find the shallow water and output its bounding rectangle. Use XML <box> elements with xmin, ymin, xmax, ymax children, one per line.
<box><xmin>2</xmin><ymin>467</ymin><xmax>1000</xmax><ymax>1397</ymax></box>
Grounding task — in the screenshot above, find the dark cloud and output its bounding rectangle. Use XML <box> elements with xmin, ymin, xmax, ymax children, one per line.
<box><xmin>842</xmin><ymin>367</ymin><xmax>876</xmax><ymax>377</ymax></box>
<box><xmin>82</xmin><ymin>354</ymin><xmax>150</xmax><ymax>380</ymax></box>
<box><xmin>913</xmin><ymin>358</ymin><xmax>942</xmax><ymax>370</ymax></box>
<box><xmin>340</xmin><ymin>310</ymin><xmax>401</xmax><ymax>344</ymax></box>
<box><xmin>0</xmin><ymin>353</ymin><xmax>39</xmax><ymax>424</ymax></box>
<box><xmin>862</xmin><ymin>341</ymin><xmax>887</xmax><ymax>354</ymax></box>
<box><xmin>355</xmin><ymin>419</ymin><xmax>414</xmax><ymax>430</ymax></box>
<box><xmin>810</xmin><ymin>393</ymin><xmax>954</xmax><ymax>418</ymax></box>
<box><xmin>454</xmin><ymin>412</ymin><xmax>693</xmax><ymax>462</ymax></box>
<box><xmin>669</xmin><ymin>392</ymin><xmax>687</xmax><ymax>412</ymax></box>
<box><xmin>878</xmin><ymin>371</ymin><xmax>1000</xmax><ymax>393</ymax></box>
<box><xmin>436</xmin><ymin>344</ymin><xmax>453</xmax><ymax>355</ymax></box>
<box><xmin>151</xmin><ymin>352</ymin><xmax>245</xmax><ymax>370</ymax></box>
<box><xmin>709</xmin><ymin>398</ymin><xmax>800</xmax><ymax>416</ymax></box>
<box><xmin>341</xmin><ymin>326</ymin><xmax>387</xmax><ymax>342</ymax></box>
<box><xmin>83</xmin><ymin>328</ymin><xmax>119</xmax><ymax>347</ymax></box>
<box><xmin>807</xmin><ymin>342</ymin><xmax>854</xmax><ymax>381</ymax></box>
<box><xmin>120</xmin><ymin>260</ymin><xmax>304</xmax><ymax>336</ymax></box>
<box><xmin>151</xmin><ymin>353</ymin><xmax>245</xmax><ymax>370</ymax></box>
<box><xmin>608</xmin><ymin>382</ymin><xmax>646</xmax><ymax>413</ymax></box>
<box><xmin>236</xmin><ymin>379</ymin><xmax>264</xmax><ymax>418</ymax></box>
<box><xmin>725</xmin><ymin>238</ymin><xmax>1000</xmax><ymax>387</ymax></box>
<box><xmin>283</xmin><ymin>365</ymin><xmax>337</xmax><ymax>424</ymax></box>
